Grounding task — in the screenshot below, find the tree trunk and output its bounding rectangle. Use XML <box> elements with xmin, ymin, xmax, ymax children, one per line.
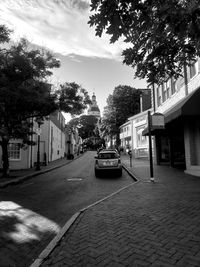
<box><xmin>1</xmin><ymin>138</ymin><xmax>10</xmax><ymax>178</ymax></box>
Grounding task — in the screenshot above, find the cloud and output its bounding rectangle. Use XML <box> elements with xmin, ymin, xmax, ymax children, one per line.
<box><xmin>0</xmin><ymin>0</ymin><xmax>125</xmax><ymax>60</ymax></box>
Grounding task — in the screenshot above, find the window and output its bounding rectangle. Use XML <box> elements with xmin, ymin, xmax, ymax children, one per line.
<box><xmin>166</xmin><ymin>80</ymin><xmax>170</xmax><ymax>99</ymax></box>
<box><xmin>98</xmin><ymin>152</ymin><xmax>118</xmax><ymax>159</ymax></box>
<box><xmin>171</xmin><ymin>77</ymin><xmax>176</xmax><ymax>95</ymax></box>
<box><xmin>189</xmin><ymin>60</ymin><xmax>197</xmax><ymax>79</ymax></box>
<box><xmin>8</xmin><ymin>143</ymin><xmax>21</xmax><ymax>160</ymax></box>
<box><xmin>157</xmin><ymin>86</ymin><xmax>161</xmax><ymax>106</ymax></box>
<box><xmin>136</xmin><ymin>127</ymin><xmax>147</xmax><ymax>146</ymax></box>
<box><xmin>177</xmin><ymin>69</ymin><xmax>185</xmax><ymax>90</ymax></box>
<box><xmin>162</xmin><ymin>84</ymin><xmax>167</xmax><ymax>102</ymax></box>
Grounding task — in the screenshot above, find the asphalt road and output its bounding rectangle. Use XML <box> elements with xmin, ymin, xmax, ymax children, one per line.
<box><xmin>0</xmin><ymin>151</ymin><xmax>135</xmax><ymax>267</ymax></box>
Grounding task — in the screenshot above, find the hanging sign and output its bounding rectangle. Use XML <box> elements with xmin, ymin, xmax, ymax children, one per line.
<box><xmin>151</xmin><ymin>113</ymin><xmax>165</xmax><ymax>129</ymax></box>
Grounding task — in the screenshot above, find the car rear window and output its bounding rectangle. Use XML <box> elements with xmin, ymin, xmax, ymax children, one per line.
<box><xmin>98</xmin><ymin>153</ymin><xmax>118</xmax><ymax>159</ymax></box>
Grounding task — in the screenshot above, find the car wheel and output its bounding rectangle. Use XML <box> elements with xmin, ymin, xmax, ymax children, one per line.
<box><xmin>118</xmin><ymin>169</ymin><xmax>122</xmax><ymax>177</ymax></box>
<box><xmin>95</xmin><ymin>169</ymin><xmax>100</xmax><ymax>177</ymax></box>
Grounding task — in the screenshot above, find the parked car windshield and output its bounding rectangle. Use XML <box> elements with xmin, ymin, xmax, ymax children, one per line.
<box><xmin>98</xmin><ymin>152</ymin><xmax>118</xmax><ymax>159</ymax></box>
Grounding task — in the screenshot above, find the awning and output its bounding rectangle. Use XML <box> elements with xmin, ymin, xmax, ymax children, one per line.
<box><xmin>164</xmin><ymin>87</ymin><xmax>200</xmax><ymax>124</ymax></box>
<box><xmin>142</xmin><ymin>88</ymin><xmax>200</xmax><ymax>136</ymax></box>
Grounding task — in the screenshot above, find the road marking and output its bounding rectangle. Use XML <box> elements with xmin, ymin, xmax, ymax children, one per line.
<box><xmin>67</xmin><ymin>178</ymin><xmax>82</xmax><ymax>181</ymax></box>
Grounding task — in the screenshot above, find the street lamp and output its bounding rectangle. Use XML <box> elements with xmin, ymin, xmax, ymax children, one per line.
<box><xmin>35</xmin><ymin>117</ymin><xmax>43</xmax><ymax>171</ymax></box>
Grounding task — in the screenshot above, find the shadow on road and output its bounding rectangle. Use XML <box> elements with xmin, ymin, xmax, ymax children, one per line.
<box><xmin>0</xmin><ymin>201</ymin><xmax>60</xmax><ymax>266</ymax></box>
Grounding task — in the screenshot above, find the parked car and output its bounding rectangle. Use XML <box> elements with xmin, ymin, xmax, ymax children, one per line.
<box><xmin>94</xmin><ymin>149</ymin><xmax>122</xmax><ymax>177</ymax></box>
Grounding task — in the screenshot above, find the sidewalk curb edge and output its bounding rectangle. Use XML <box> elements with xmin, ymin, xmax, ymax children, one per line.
<box><xmin>30</xmin><ymin>212</ymin><xmax>81</xmax><ymax>267</ymax></box>
<box><xmin>30</xmin><ymin>162</ymin><xmax>139</xmax><ymax>267</ymax></box>
<box><xmin>0</xmin><ymin>154</ymin><xmax>83</xmax><ymax>188</ymax></box>
<box><xmin>122</xmin><ymin>164</ymin><xmax>139</xmax><ymax>182</ymax></box>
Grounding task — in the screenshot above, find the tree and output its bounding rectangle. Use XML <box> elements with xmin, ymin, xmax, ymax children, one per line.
<box><xmin>68</xmin><ymin>115</ymin><xmax>98</xmax><ymax>139</ymax></box>
<box><xmin>0</xmin><ymin>28</ymin><xmax>92</xmax><ymax>178</ymax></box>
<box><xmin>100</xmin><ymin>94</ymin><xmax>116</xmax><ymax>139</ymax></box>
<box><xmin>0</xmin><ymin>38</ymin><xmax>60</xmax><ymax>177</ymax></box>
<box><xmin>100</xmin><ymin>85</ymin><xmax>141</xmax><ymax>146</ymax></box>
<box><xmin>113</xmin><ymin>85</ymin><xmax>141</xmax><ymax>125</ymax></box>
<box><xmin>57</xmin><ymin>82</ymin><xmax>91</xmax><ymax>116</ymax></box>
<box><xmin>0</xmin><ymin>24</ymin><xmax>11</xmax><ymax>43</ymax></box>
<box><xmin>89</xmin><ymin>0</ymin><xmax>200</xmax><ymax>84</ymax></box>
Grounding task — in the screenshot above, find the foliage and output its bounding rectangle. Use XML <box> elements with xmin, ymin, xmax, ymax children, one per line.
<box><xmin>100</xmin><ymin>94</ymin><xmax>116</xmax><ymax>138</ymax></box>
<box><xmin>0</xmin><ymin>26</ymin><xmax>92</xmax><ymax>177</ymax></box>
<box><xmin>67</xmin><ymin>115</ymin><xmax>98</xmax><ymax>139</ymax></box>
<box><xmin>82</xmin><ymin>136</ymin><xmax>104</xmax><ymax>150</ymax></box>
<box><xmin>57</xmin><ymin>82</ymin><xmax>92</xmax><ymax>116</ymax></box>
<box><xmin>89</xmin><ymin>0</ymin><xmax>200</xmax><ymax>84</ymax></box>
<box><xmin>0</xmin><ymin>24</ymin><xmax>11</xmax><ymax>43</ymax></box>
<box><xmin>100</xmin><ymin>85</ymin><xmax>141</xmax><ymax>144</ymax></box>
<box><xmin>0</xmin><ymin>37</ymin><xmax>60</xmax><ymax>177</ymax></box>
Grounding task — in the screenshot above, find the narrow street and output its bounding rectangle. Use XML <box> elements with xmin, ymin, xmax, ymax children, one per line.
<box><xmin>0</xmin><ymin>151</ymin><xmax>134</xmax><ymax>267</ymax></box>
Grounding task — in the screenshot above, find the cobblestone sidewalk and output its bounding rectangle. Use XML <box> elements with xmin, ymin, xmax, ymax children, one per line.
<box><xmin>32</xmin><ymin>155</ymin><xmax>200</xmax><ymax>267</ymax></box>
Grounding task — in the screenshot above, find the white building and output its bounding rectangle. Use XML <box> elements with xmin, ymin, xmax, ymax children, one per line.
<box><xmin>129</xmin><ymin>109</ymin><xmax>152</xmax><ymax>158</ymax></box>
<box><xmin>0</xmin><ymin>110</ymin><xmax>66</xmax><ymax>170</ymax></box>
<box><xmin>120</xmin><ymin>109</ymin><xmax>153</xmax><ymax>158</ymax></box>
<box><xmin>146</xmin><ymin>59</ymin><xmax>200</xmax><ymax>176</ymax></box>
<box><xmin>119</xmin><ymin>89</ymin><xmax>152</xmax><ymax>157</ymax></box>
<box><xmin>65</xmin><ymin>125</ymin><xmax>83</xmax><ymax>158</ymax></box>
<box><xmin>119</xmin><ymin>121</ymin><xmax>131</xmax><ymax>152</ymax></box>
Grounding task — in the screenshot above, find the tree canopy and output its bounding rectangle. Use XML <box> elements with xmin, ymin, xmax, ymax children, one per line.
<box><xmin>0</xmin><ymin>27</ymin><xmax>91</xmax><ymax>177</ymax></box>
<box><xmin>0</xmin><ymin>24</ymin><xmax>11</xmax><ymax>43</ymax></box>
<box><xmin>57</xmin><ymin>82</ymin><xmax>91</xmax><ymax>116</ymax></box>
<box><xmin>0</xmin><ymin>37</ymin><xmax>60</xmax><ymax>177</ymax></box>
<box><xmin>67</xmin><ymin>115</ymin><xmax>98</xmax><ymax>140</ymax></box>
<box><xmin>89</xmin><ymin>0</ymin><xmax>200</xmax><ymax>84</ymax></box>
<box><xmin>100</xmin><ymin>85</ymin><xmax>141</xmax><ymax>144</ymax></box>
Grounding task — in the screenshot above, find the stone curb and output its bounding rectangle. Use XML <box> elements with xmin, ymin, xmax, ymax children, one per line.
<box><xmin>30</xmin><ymin>164</ymin><xmax>139</xmax><ymax>267</ymax></box>
<box><xmin>0</xmin><ymin>154</ymin><xmax>83</xmax><ymax>189</ymax></box>
<box><xmin>30</xmin><ymin>212</ymin><xmax>81</xmax><ymax>267</ymax></box>
<box><xmin>122</xmin><ymin>163</ymin><xmax>139</xmax><ymax>182</ymax></box>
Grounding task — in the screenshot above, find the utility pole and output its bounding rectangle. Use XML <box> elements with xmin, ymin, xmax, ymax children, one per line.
<box><xmin>148</xmin><ymin>111</ymin><xmax>154</xmax><ymax>182</ymax></box>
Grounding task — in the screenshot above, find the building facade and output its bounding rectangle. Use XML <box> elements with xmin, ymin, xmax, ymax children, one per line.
<box><xmin>65</xmin><ymin>125</ymin><xmax>83</xmax><ymax>158</ymax></box>
<box><xmin>0</xmin><ymin>110</ymin><xmax>66</xmax><ymax>170</ymax></box>
<box><xmin>129</xmin><ymin>109</ymin><xmax>152</xmax><ymax>158</ymax></box>
<box><xmin>119</xmin><ymin>121</ymin><xmax>131</xmax><ymax>152</ymax></box>
<box><xmin>148</xmin><ymin>58</ymin><xmax>200</xmax><ymax>176</ymax></box>
<box><xmin>120</xmin><ymin>109</ymin><xmax>152</xmax><ymax>158</ymax></box>
<box><xmin>119</xmin><ymin>88</ymin><xmax>151</xmax><ymax>156</ymax></box>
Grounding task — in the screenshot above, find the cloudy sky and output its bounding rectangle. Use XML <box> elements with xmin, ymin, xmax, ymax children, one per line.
<box><xmin>0</xmin><ymin>0</ymin><xmax>147</xmax><ymax>121</ymax></box>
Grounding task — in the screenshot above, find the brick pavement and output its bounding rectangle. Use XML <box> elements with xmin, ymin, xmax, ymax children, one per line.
<box><xmin>33</xmin><ymin>155</ymin><xmax>200</xmax><ymax>267</ymax></box>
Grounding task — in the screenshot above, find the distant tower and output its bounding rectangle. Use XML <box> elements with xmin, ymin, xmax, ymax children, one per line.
<box><xmin>88</xmin><ymin>93</ymin><xmax>101</xmax><ymax>120</ymax></box>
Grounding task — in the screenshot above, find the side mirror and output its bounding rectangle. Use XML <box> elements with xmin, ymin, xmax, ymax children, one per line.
<box><xmin>94</xmin><ymin>156</ymin><xmax>98</xmax><ymax>159</ymax></box>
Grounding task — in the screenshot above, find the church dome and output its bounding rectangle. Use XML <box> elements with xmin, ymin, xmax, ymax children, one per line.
<box><xmin>90</xmin><ymin>106</ymin><xmax>100</xmax><ymax>112</ymax></box>
<box><xmin>88</xmin><ymin>93</ymin><xmax>101</xmax><ymax>119</ymax></box>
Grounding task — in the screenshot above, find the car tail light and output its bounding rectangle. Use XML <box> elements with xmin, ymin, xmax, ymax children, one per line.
<box><xmin>95</xmin><ymin>160</ymin><xmax>98</xmax><ymax>164</ymax></box>
<box><xmin>118</xmin><ymin>159</ymin><xmax>121</xmax><ymax>164</ymax></box>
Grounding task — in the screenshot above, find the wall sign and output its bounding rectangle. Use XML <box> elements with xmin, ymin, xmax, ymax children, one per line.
<box><xmin>151</xmin><ymin>113</ymin><xmax>165</xmax><ymax>129</ymax></box>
